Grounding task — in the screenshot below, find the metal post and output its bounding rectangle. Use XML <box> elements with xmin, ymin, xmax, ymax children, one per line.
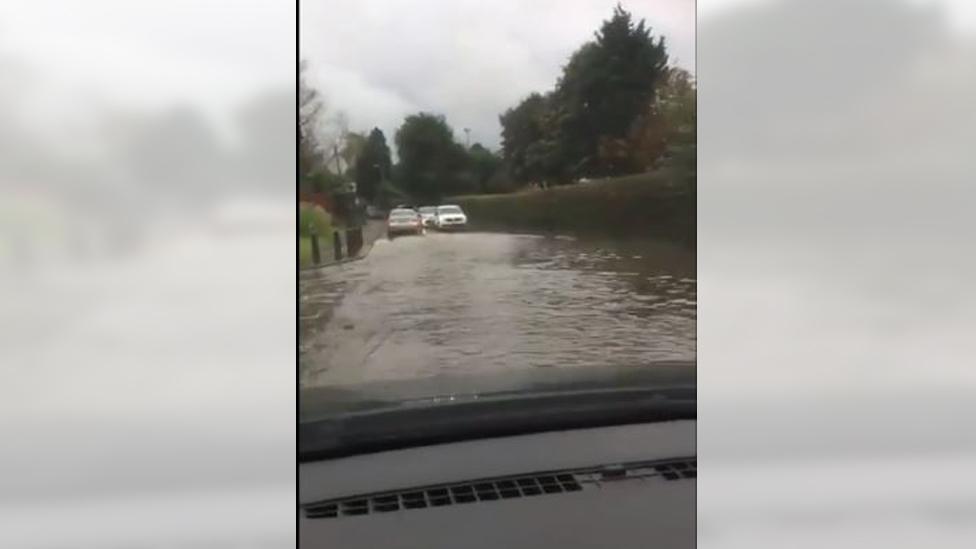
<box><xmin>310</xmin><ymin>234</ymin><xmax>321</xmax><ymax>264</ymax></box>
<box><xmin>347</xmin><ymin>227</ymin><xmax>363</xmax><ymax>257</ymax></box>
<box><xmin>333</xmin><ymin>230</ymin><xmax>343</xmax><ymax>260</ymax></box>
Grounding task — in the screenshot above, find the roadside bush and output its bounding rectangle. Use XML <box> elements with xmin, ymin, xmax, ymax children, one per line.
<box><xmin>449</xmin><ymin>167</ymin><xmax>695</xmax><ymax>246</ymax></box>
<box><xmin>299</xmin><ymin>202</ymin><xmax>333</xmax><ymax>237</ymax></box>
<box><xmin>481</xmin><ymin>165</ymin><xmax>521</xmax><ymax>194</ymax></box>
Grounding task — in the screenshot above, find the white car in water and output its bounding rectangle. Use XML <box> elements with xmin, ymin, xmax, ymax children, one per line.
<box><xmin>434</xmin><ymin>205</ymin><xmax>468</xmax><ymax>230</ymax></box>
<box><xmin>417</xmin><ymin>206</ymin><xmax>438</xmax><ymax>227</ymax></box>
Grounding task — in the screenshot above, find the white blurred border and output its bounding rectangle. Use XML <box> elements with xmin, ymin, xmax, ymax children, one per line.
<box><xmin>699</xmin><ymin>0</ymin><xmax>976</xmax><ymax>546</ymax></box>
<box><xmin>0</xmin><ymin>1</ymin><xmax>296</xmax><ymax>547</ymax></box>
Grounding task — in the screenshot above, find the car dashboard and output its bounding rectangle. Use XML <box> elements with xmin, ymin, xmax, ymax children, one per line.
<box><xmin>300</xmin><ymin>420</ymin><xmax>695</xmax><ymax>548</ymax></box>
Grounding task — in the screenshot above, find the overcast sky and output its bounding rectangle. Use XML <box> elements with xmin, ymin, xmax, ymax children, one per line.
<box><xmin>301</xmin><ymin>0</ymin><xmax>696</xmax><ymax>151</ymax></box>
<box><xmin>0</xmin><ymin>0</ymin><xmax>294</xmax><ymax>139</ymax></box>
<box><xmin>3</xmin><ymin>0</ymin><xmax>973</xmax><ymax>150</ymax></box>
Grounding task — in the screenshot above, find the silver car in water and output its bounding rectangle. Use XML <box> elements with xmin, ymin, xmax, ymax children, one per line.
<box><xmin>387</xmin><ymin>208</ymin><xmax>425</xmax><ymax>238</ymax></box>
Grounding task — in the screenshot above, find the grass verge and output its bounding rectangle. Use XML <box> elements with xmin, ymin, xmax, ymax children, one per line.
<box><xmin>299</xmin><ymin>236</ymin><xmax>312</xmax><ymax>267</ymax></box>
<box><xmin>449</xmin><ymin>167</ymin><xmax>695</xmax><ymax>246</ymax></box>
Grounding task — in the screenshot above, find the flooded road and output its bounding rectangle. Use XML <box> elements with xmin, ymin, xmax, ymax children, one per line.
<box><xmin>300</xmin><ymin>232</ymin><xmax>695</xmax><ymax>387</ymax></box>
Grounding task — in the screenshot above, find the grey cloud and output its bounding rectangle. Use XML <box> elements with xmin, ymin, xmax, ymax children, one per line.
<box><xmin>301</xmin><ymin>0</ymin><xmax>695</xmax><ymax>149</ymax></box>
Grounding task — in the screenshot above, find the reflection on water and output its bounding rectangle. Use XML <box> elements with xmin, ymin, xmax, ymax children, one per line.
<box><xmin>300</xmin><ymin>232</ymin><xmax>695</xmax><ymax>387</ymax></box>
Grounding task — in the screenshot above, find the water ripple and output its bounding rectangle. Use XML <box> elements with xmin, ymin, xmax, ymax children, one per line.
<box><xmin>300</xmin><ymin>233</ymin><xmax>695</xmax><ymax>386</ymax></box>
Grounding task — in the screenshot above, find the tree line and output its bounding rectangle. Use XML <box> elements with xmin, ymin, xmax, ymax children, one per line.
<box><xmin>299</xmin><ymin>61</ymin><xmax>503</xmax><ymax>204</ymax></box>
<box><xmin>298</xmin><ymin>4</ymin><xmax>695</xmax><ymax>204</ymax></box>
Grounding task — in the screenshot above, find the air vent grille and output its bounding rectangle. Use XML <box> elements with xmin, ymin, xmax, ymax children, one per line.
<box><xmin>304</xmin><ymin>457</ymin><xmax>694</xmax><ymax>519</ymax></box>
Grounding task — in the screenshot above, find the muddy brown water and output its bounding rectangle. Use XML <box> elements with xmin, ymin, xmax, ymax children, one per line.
<box><xmin>299</xmin><ymin>232</ymin><xmax>695</xmax><ymax>388</ymax></box>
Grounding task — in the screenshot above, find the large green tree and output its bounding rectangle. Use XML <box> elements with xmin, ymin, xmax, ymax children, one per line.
<box><xmin>622</xmin><ymin>66</ymin><xmax>696</xmax><ymax>172</ymax></box>
<box><xmin>553</xmin><ymin>4</ymin><xmax>669</xmax><ymax>178</ymax></box>
<box><xmin>394</xmin><ymin>113</ymin><xmax>468</xmax><ymax>201</ymax></box>
<box><xmin>653</xmin><ymin>67</ymin><xmax>696</xmax><ymax>174</ymax></box>
<box><xmin>354</xmin><ymin>128</ymin><xmax>393</xmax><ymax>202</ymax></box>
<box><xmin>499</xmin><ymin>93</ymin><xmax>551</xmax><ymax>184</ymax></box>
<box><xmin>498</xmin><ymin>5</ymin><xmax>670</xmax><ymax>184</ymax></box>
<box><xmin>466</xmin><ymin>143</ymin><xmax>504</xmax><ymax>193</ymax></box>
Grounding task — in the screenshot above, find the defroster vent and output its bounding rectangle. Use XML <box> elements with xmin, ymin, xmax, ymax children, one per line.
<box><xmin>303</xmin><ymin>457</ymin><xmax>695</xmax><ymax>519</ymax></box>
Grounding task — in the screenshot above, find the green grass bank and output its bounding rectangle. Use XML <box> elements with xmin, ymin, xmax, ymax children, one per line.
<box><xmin>300</xmin><ymin>237</ymin><xmax>311</xmax><ymax>266</ymax></box>
<box><xmin>450</xmin><ymin>168</ymin><xmax>694</xmax><ymax>246</ymax></box>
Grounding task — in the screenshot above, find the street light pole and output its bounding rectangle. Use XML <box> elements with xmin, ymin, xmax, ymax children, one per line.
<box><xmin>463</xmin><ymin>128</ymin><xmax>471</xmax><ymax>148</ymax></box>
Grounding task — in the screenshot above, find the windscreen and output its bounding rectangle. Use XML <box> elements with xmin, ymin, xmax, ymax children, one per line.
<box><xmin>299</xmin><ymin>2</ymin><xmax>695</xmax><ymax>427</ymax></box>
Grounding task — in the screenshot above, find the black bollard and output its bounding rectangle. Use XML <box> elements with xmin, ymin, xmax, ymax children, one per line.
<box><xmin>345</xmin><ymin>229</ymin><xmax>355</xmax><ymax>257</ymax></box>
<box><xmin>310</xmin><ymin>234</ymin><xmax>321</xmax><ymax>264</ymax></box>
<box><xmin>333</xmin><ymin>230</ymin><xmax>343</xmax><ymax>260</ymax></box>
<box><xmin>346</xmin><ymin>227</ymin><xmax>363</xmax><ymax>257</ymax></box>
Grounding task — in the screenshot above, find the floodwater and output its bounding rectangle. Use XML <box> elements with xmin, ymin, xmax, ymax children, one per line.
<box><xmin>299</xmin><ymin>232</ymin><xmax>695</xmax><ymax>387</ymax></box>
